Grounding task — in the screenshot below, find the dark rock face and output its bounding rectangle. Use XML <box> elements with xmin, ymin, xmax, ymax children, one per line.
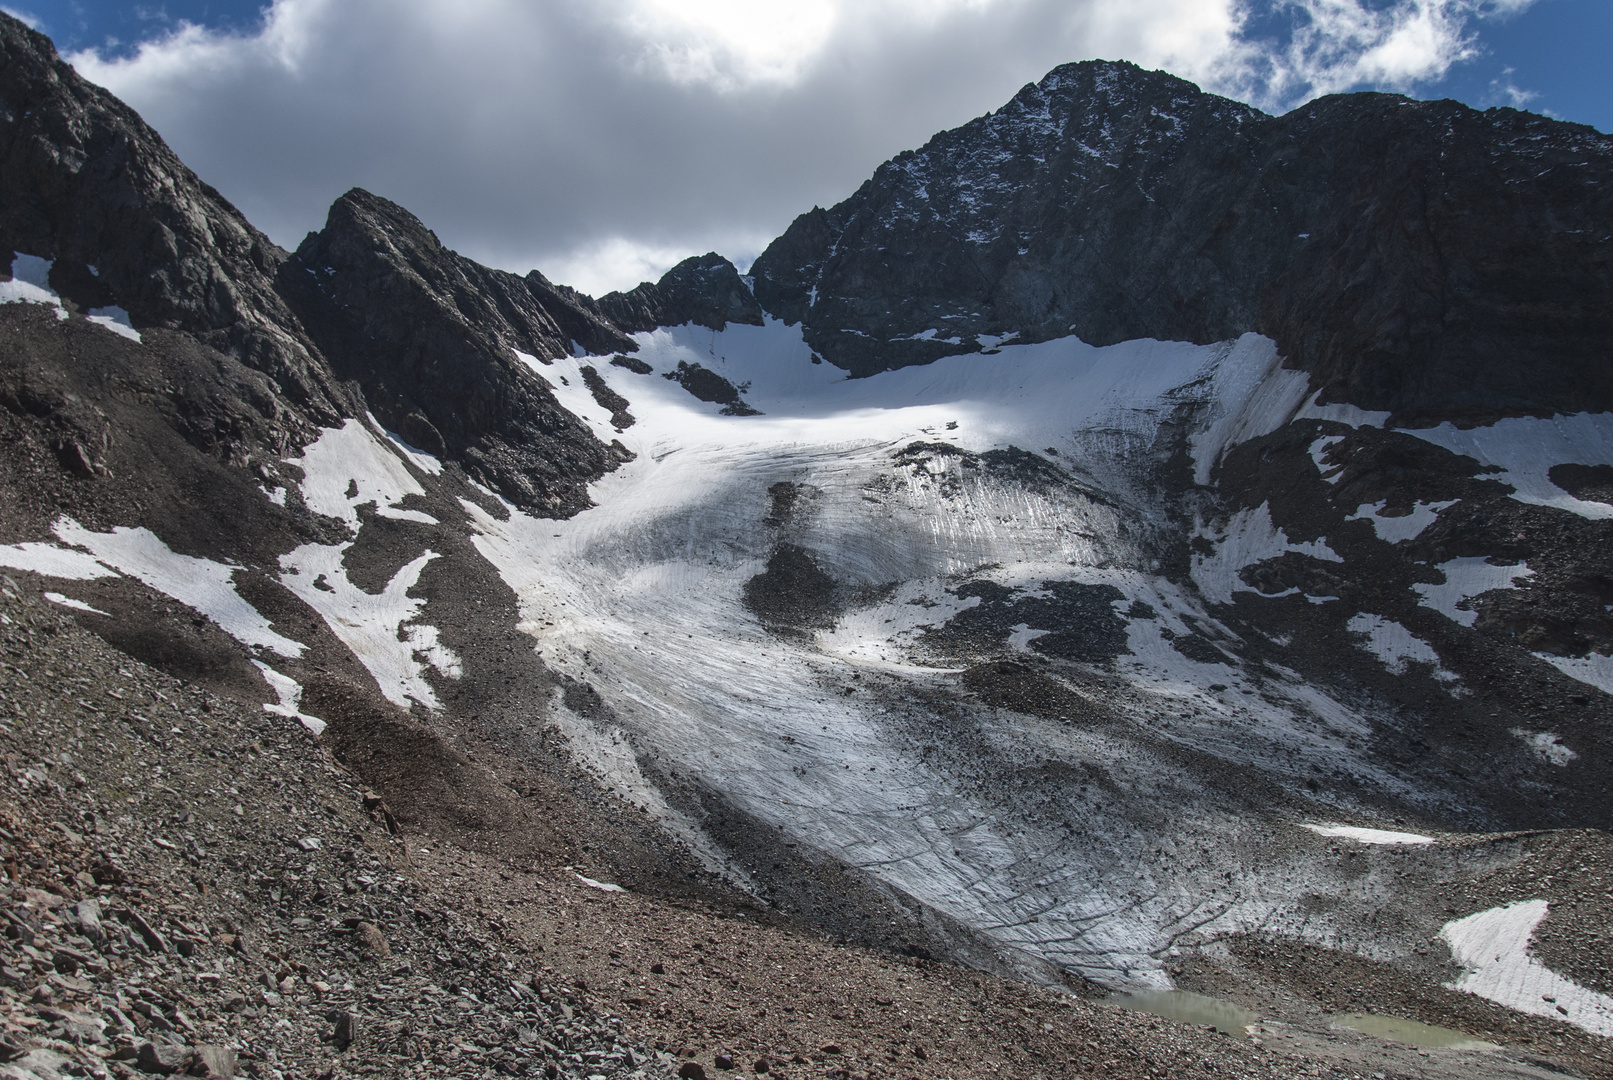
<box><xmin>523</xmin><ymin>270</ymin><xmax>640</xmax><ymax>357</ymax></box>
<box><xmin>928</xmin><ymin>579</ymin><xmax>1131</xmax><ymax>663</ymax></box>
<box><xmin>0</xmin><ymin>14</ymin><xmax>639</xmax><ymax>515</ymax></box>
<box><xmin>0</xmin><ymin>17</ymin><xmax>345</xmax><ymax>421</ymax></box>
<box><xmin>283</xmin><ymin>189</ymin><xmax>630</xmax><ymax>514</ymax></box>
<box><xmin>662</xmin><ymin>360</ymin><xmax>760</xmax><ymax>415</ymax></box>
<box><xmin>579</xmin><ymin>364</ymin><xmax>634</xmax><ymax>430</ymax></box>
<box><xmin>600</xmin><ymin>252</ymin><xmax>766</xmax><ymax>332</ymax></box>
<box><xmin>750</xmin><ymin>60</ymin><xmax>1613</xmax><ymax>422</ymax></box>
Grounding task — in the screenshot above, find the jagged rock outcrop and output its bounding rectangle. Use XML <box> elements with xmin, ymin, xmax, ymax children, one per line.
<box><xmin>282</xmin><ymin>188</ymin><xmax>632</xmax><ymax>514</ymax></box>
<box><xmin>524</xmin><ymin>269</ymin><xmax>641</xmax><ymax>356</ymax></box>
<box><xmin>750</xmin><ymin>60</ymin><xmax>1613</xmax><ymax>422</ymax></box>
<box><xmin>1</xmin><ymin>12</ymin><xmax>641</xmax><ymax>516</ymax></box>
<box><xmin>600</xmin><ymin>252</ymin><xmax>766</xmax><ymax>332</ymax></box>
<box><xmin>0</xmin><ymin>16</ymin><xmax>347</xmax><ymax>421</ymax></box>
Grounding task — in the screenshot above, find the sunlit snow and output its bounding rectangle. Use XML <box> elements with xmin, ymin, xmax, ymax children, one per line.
<box><xmin>252</xmin><ymin>660</ymin><xmax>328</xmax><ymax>736</ymax></box>
<box><xmin>53</xmin><ymin>518</ymin><xmax>304</xmax><ymax>658</ymax></box>
<box><xmin>292</xmin><ymin>418</ymin><xmax>438</xmax><ymax>528</ymax></box>
<box><xmin>1301</xmin><ymin>824</ymin><xmax>1433</xmax><ymax>846</ymax></box>
<box><xmin>461</xmin><ymin>320</ymin><xmax>1425</xmax><ymax>988</ymax></box>
<box><xmin>278</xmin><ymin>543</ymin><xmax>459</xmax><ymax>711</ymax></box>
<box><xmin>1440</xmin><ymin>900</ymin><xmax>1613</xmax><ymax>1037</ymax></box>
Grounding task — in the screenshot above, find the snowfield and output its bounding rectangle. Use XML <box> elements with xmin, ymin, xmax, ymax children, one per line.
<box><xmin>4</xmin><ymin>314</ymin><xmax>1608</xmax><ymax>1024</ymax></box>
<box><xmin>451</xmin><ymin>322</ymin><xmax>1455</xmax><ymax>989</ymax></box>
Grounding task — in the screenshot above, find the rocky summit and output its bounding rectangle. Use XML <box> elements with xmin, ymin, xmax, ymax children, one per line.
<box><xmin>2</xmin><ymin>11</ymin><xmax>1612</xmax><ymax>1080</ymax></box>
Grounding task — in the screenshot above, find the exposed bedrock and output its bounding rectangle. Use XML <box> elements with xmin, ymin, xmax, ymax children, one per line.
<box><xmin>0</xmin><ymin>16</ymin><xmax>348</xmax><ymax>422</ymax></box>
<box><xmin>750</xmin><ymin>60</ymin><xmax>1613</xmax><ymax>422</ymax></box>
<box><xmin>599</xmin><ymin>251</ymin><xmax>767</xmax><ymax>333</ymax></box>
<box><xmin>282</xmin><ymin>188</ymin><xmax>632</xmax><ymax>515</ymax></box>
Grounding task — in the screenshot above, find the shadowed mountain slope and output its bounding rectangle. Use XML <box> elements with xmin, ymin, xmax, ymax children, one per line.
<box><xmin>750</xmin><ymin>60</ymin><xmax>1613</xmax><ymax>425</ymax></box>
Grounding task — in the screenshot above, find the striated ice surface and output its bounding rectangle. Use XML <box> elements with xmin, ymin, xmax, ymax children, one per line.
<box><xmin>459</xmin><ymin>321</ymin><xmax>1439</xmax><ymax>988</ymax></box>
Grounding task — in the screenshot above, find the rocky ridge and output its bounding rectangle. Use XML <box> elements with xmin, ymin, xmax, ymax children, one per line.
<box><xmin>282</xmin><ymin>189</ymin><xmax>635</xmax><ymax>514</ymax></box>
<box><xmin>0</xmin><ymin>17</ymin><xmax>345</xmax><ymax>427</ymax></box>
<box><xmin>749</xmin><ymin>60</ymin><xmax>1613</xmax><ymax>423</ymax></box>
<box><xmin>599</xmin><ymin>255</ymin><xmax>766</xmax><ymax>335</ymax></box>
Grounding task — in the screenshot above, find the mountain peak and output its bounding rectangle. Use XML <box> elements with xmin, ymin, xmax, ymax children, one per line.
<box><xmin>598</xmin><ymin>250</ymin><xmax>765</xmax><ymax>333</ymax></box>
<box><xmin>750</xmin><ymin>60</ymin><xmax>1613</xmax><ymax>420</ymax></box>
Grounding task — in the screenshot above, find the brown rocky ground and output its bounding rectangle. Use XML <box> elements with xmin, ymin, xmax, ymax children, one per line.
<box><xmin>2</xmin><ymin>575</ymin><xmax>1607</xmax><ymax>1080</ymax></box>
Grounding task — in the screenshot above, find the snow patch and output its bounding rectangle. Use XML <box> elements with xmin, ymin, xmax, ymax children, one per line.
<box><xmin>1294</xmin><ymin>391</ymin><xmax>1390</xmax><ymax>429</ymax></box>
<box><xmin>1006</xmin><ymin>623</ymin><xmax>1051</xmax><ymax>652</ymax></box>
<box><xmin>1509</xmin><ymin>728</ymin><xmax>1577</xmax><ymax>767</ymax></box>
<box><xmin>1534</xmin><ymin>651</ymin><xmax>1613</xmax><ymax>696</ymax></box>
<box><xmin>575</xmin><ymin>874</ymin><xmax>626</xmax><ymax>893</ymax></box>
<box><xmin>1308</xmin><ymin>435</ymin><xmax>1345</xmax><ymax>483</ymax></box>
<box><xmin>1412</xmin><ymin>558</ymin><xmax>1532</xmax><ymax>627</ymax></box>
<box><xmin>518</xmin><ymin>351</ymin><xmax>628</xmax><ymax>433</ymax></box>
<box><xmin>0</xmin><ymin>542</ymin><xmax>118</xmax><ymax>581</ymax></box>
<box><xmin>86</xmin><ymin>306</ymin><xmax>141</xmax><ymax>342</ymax></box>
<box><xmin>381</xmin><ymin>428</ymin><xmax>444</xmax><ymax>475</ymax></box>
<box><xmin>0</xmin><ymin>254</ymin><xmax>67</xmax><ymax>319</ymax></box>
<box><xmin>1302</xmin><ymin>824</ymin><xmax>1433</xmax><ymax>845</ymax></box>
<box><xmin>2</xmin><ymin>256</ymin><xmax>138</xmax><ymax>340</ymax></box>
<box><xmin>251</xmin><ymin>660</ymin><xmax>327</xmax><ymax>736</ymax></box>
<box><xmin>1191</xmin><ymin>503</ymin><xmax>1342</xmax><ymax>606</ymax></box>
<box><xmin>1346</xmin><ymin>613</ymin><xmax>1458</xmax><ymax>682</ymax></box>
<box><xmin>1403</xmin><ymin>413</ymin><xmax>1613</xmax><ymax>520</ymax></box>
<box><xmin>43</xmin><ymin>593</ymin><xmax>108</xmax><ymax>616</ymax></box>
<box><xmin>1186</xmin><ymin>335</ymin><xmax>1312</xmax><ymax>486</ymax></box>
<box><xmin>1347</xmin><ymin>500</ymin><xmax>1454</xmax><ymax>543</ymax></box>
<box><xmin>277</xmin><ymin>544</ymin><xmax>458</xmax><ymax>711</ymax></box>
<box><xmin>1439</xmin><ymin>900</ymin><xmax>1613</xmax><ymax>1036</ymax></box>
<box><xmin>291</xmin><ymin>419</ymin><xmax>437</xmax><ymax>528</ymax></box>
<box><xmin>53</xmin><ymin>518</ymin><xmax>304</xmax><ymax>658</ymax></box>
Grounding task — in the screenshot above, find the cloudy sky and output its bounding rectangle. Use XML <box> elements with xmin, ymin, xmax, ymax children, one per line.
<box><xmin>12</xmin><ymin>0</ymin><xmax>1610</xmax><ymax>295</ymax></box>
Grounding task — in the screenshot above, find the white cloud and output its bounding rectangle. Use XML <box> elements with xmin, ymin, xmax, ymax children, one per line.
<box><xmin>2</xmin><ymin>6</ymin><xmax>39</xmax><ymax>29</ymax></box>
<box><xmin>61</xmin><ymin>0</ymin><xmax>1534</xmax><ymax>295</ymax></box>
<box><xmin>1247</xmin><ymin>0</ymin><xmax>1538</xmax><ymax>106</ymax></box>
<box><xmin>623</xmin><ymin>0</ymin><xmax>842</xmax><ymax>88</ymax></box>
<box><xmin>1488</xmin><ymin>65</ymin><xmax>1538</xmax><ymax>108</ymax></box>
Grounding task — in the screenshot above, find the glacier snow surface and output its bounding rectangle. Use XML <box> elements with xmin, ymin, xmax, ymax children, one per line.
<box><xmin>460</xmin><ymin>321</ymin><xmax>1439</xmax><ymax>988</ymax></box>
